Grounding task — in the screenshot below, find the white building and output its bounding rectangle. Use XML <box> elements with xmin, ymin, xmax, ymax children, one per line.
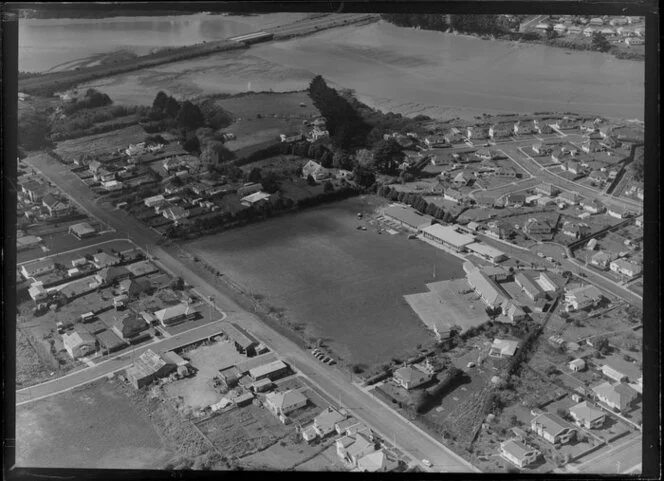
<box><xmin>420</xmin><ymin>224</ymin><xmax>475</xmax><ymax>252</ymax></box>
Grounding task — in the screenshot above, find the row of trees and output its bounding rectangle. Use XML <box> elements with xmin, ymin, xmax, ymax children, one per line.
<box><xmin>62</xmin><ymin>88</ymin><xmax>113</xmax><ymax>115</ymax></box>
<box><xmin>376</xmin><ymin>184</ymin><xmax>456</xmax><ymax>223</ymax></box>
<box><xmin>381</xmin><ymin>14</ymin><xmax>519</xmax><ymax>36</ymax></box>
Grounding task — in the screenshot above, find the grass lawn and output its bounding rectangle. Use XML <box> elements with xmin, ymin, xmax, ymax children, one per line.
<box><xmin>184</xmin><ymin>196</ymin><xmax>465</xmax><ymax>367</ymax></box>
<box><xmin>16</xmin><ymin>380</ymin><xmax>172</xmax><ymax>469</ymax></box>
<box><xmin>16</xmin><ymin>328</ymin><xmax>53</xmax><ymax>388</ymax></box>
<box><xmin>54</xmin><ymin>124</ymin><xmax>146</xmax><ymax>159</ymax></box>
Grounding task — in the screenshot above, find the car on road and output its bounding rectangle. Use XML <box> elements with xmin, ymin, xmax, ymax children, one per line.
<box><xmin>422</xmin><ymin>459</ymin><xmax>433</xmax><ymax>467</ymax></box>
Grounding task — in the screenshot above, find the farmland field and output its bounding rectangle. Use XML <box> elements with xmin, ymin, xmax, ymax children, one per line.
<box><xmin>185</xmin><ymin>196</ymin><xmax>465</xmax><ymax>366</ymax></box>
<box><xmin>53</xmin><ymin>124</ymin><xmax>146</xmax><ymax>159</ymax></box>
<box><xmin>16</xmin><ymin>380</ymin><xmax>172</xmax><ymax>469</ymax></box>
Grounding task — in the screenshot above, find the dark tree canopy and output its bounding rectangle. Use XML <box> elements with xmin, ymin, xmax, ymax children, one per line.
<box><xmin>176</xmin><ymin>101</ymin><xmax>205</xmax><ymax>131</ymax></box>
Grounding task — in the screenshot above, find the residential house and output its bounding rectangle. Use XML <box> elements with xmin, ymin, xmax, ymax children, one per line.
<box><xmin>125</xmin><ymin>349</ymin><xmax>176</xmax><ymax>389</ymax></box>
<box><xmin>248</xmin><ymin>360</ymin><xmax>289</xmax><ymax>381</ymax></box>
<box><xmin>453</xmin><ymin>171</ymin><xmax>472</xmax><ymax>186</ymax></box>
<box><xmin>266</xmin><ymin>389</ymin><xmax>308</xmax><ymax>419</ymax></box>
<box><xmin>41</xmin><ymin>194</ymin><xmax>70</xmax><ymax>217</ymax></box>
<box><xmin>500</xmin><ymin>439</ymin><xmax>541</xmax><ymax>469</ymax></box>
<box><xmin>62</xmin><ymin>330</ymin><xmax>97</xmax><ymax>359</ymax></box>
<box><xmin>241</xmin><ymin>191</ymin><xmax>271</xmax><ymax>207</ymax></box>
<box><xmin>443</xmin><ymin>129</ymin><xmax>465</xmax><ymax>145</ymax></box>
<box><xmin>424</xmin><ymin>135</ymin><xmax>448</xmax><ymax>148</ymax></box>
<box><xmin>20</xmin><ymin>180</ymin><xmax>49</xmax><ymax>203</ymax></box>
<box><xmin>601</xmin><ymin>363</ymin><xmax>629</xmax><ymax>383</ymax></box>
<box><xmin>222</xmin><ymin>323</ymin><xmax>258</xmax><ymax>356</ymax></box>
<box><xmin>610</xmin><ymin>258</ymin><xmax>642</xmax><ymax>277</ymax></box>
<box><xmin>489</xmin><ymin>124</ymin><xmax>513</xmax><ymax>140</ymax></box>
<box><xmin>533</xmin><ymin>119</ymin><xmax>554</xmax><ymax>135</ymax></box>
<box><xmin>301</xmin><ymin>160</ymin><xmax>330</xmax><ymax>182</ymax></box>
<box><xmin>489</xmin><ymin>338</ymin><xmax>519</xmax><ymax>358</ymax></box>
<box><xmin>513</xmin><ymin>120</ymin><xmax>536</xmax><ymax>136</ymax></box>
<box><xmin>111</xmin><ymin>312</ymin><xmax>150</xmax><ymax>343</ymax></box>
<box><xmin>467</xmin><ymin>125</ymin><xmax>490</xmax><ymax>141</ymax></box>
<box><xmin>474</xmin><ymin>147</ymin><xmax>495</xmax><ymax>161</ymax></box>
<box><xmin>337</xmin><ymin>430</ymin><xmax>377</xmax><ymax>468</ymax></box>
<box><xmin>581</xmin><ymin>140</ymin><xmax>605</xmax><ymax>154</ymax></box>
<box><xmin>335</xmin><ymin>417</ymin><xmax>359</xmax><ymax>436</ymax></box>
<box><xmin>163</xmin><ymin>157</ymin><xmax>187</xmax><ymax>173</ymax></box>
<box><xmin>635</xmin><ymin>215</ymin><xmax>643</xmax><ymax>227</ymax></box>
<box><xmin>354</xmin><ymin>449</ymin><xmax>399</xmax><ymax>473</ymax></box>
<box><xmin>28</xmin><ymin>284</ymin><xmax>48</xmax><ymax>303</ymax></box>
<box><xmin>505</xmin><ymin>193</ymin><xmax>527</xmax><ymax>207</ymax></box>
<box><xmin>162</xmin><ymin>206</ymin><xmax>190</xmax><ymax>222</ymax></box>
<box><xmin>562</xmin><ymin>221</ymin><xmax>591</xmax><ymax>239</ymax></box>
<box><xmin>313</xmin><ymin>407</ymin><xmax>347</xmax><ymax>438</ymax></box>
<box><xmin>280</xmin><ymin>131</ymin><xmax>304</xmax><ymax>143</ymax></box>
<box><xmin>565</xmin><ymin>285</ymin><xmax>603</xmax><ymax>311</ymax></box>
<box><xmin>117</xmin><ymin>278</ymin><xmax>150</xmax><ymax>298</ymax></box>
<box><xmin>582</xmin><ymin>200</ymin><xmax>605</xmax><ymax>214</ymax></box>
<box><xmin>393</xmin><ymin>362</ymin><xmax>434</xmax><ymax>390</ymax></box>
<box><xmin>153</xmin><ymin>303</ymin><xmax>197</xmax><ymax>327</ymax></box>
<box><xmin>532</xmin><ymin>142</ymin><xmax>555</xmax><ymax>156</ymax></box>
<box><xmin>593</xmin><ymin>382</ymin><xmax>638</xmax><ymax>412</ymax></box>
<box><xmin>558</xmin><ymin>191</ymin><xmax>582</xmax><ymax>205</ymax></box>
<box><xmin>144</xmin><ymin>194</ymin><xmax>166</xmax><ymax>208</ymax></box>
<box><xmin>607</xmin><ymin>205</ymin><xmax>629</xmax><ymax>219</ymax></box>
<box><xmin>92</xmin><ymin>252</ymin><xmax>121</xmax><ymax>269</ymax></box>
<box><xmin>568</xmin><ymin>358</ymin><xmax>586</xmax><ymax>372</ymax></box>
<box><xmin>588</xmin><ymin>170</ymin><xmax>609</xmax><ymax>185</ymax></box>
<box><xmin>443</xmin><ymin>188</ymin><xmax>465</xmax><ymax>204</ymax></box>
<box><xmin>68</xmin><ymin>222</ymin><xmax>96</xmax><ymax>239</ymax></box>
<box><xmin>97</xmin><ymin>265</ymin><xmax>131</xmax><ymax>285</ymax></box>
<box><xmin>20</xmin><ymin>259</ymin><xmax>56</xmax><ymax>280</ymax></box>
<box><xmin>569</xmin><ymin>402</ymin><xmax>606</xmax><ymax>429</ymax></box>
<box><xmin>590</xmin><ymin>251</ymin><xmax>613</xmax><ymax>270</ymax></box>
<box><xmin>523</xmin><ymin>218</ymin><xmax>553</xmax><ymax>236</ymax></box>
<box><xmin>502</xmin><ymin>301</ymin><xmax>527</xmax><ymax>323</ymax></box>
<box><xmin>530</xmin><ymin>413</ymin><xmax>576</xmax><ymax>445</ymax></box>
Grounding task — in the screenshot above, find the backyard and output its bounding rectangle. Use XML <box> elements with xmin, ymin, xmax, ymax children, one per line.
<box><xmin>53</xmin><ymin>124</ymin><xmax>146</xmax><ymax>160</ymax></box>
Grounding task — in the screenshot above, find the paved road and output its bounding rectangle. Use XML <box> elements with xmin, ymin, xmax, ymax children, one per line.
<box><xmin>22</xmin><ymin>154</ymin><xmax>479</xmax><ymax>472</ymax></box>
<box><xmin>570</xmin><ymin>433</ymin><xmax>642</xmax><ymax>474</ymax></box>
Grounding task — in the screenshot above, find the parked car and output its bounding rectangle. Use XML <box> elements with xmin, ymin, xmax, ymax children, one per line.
<box><xmin>422</xmin><ymin>459</ymin><xmax>433</xmax><ymax>467</ymax></box>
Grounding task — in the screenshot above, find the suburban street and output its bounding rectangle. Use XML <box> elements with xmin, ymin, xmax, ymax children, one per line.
<box><xmin>21</xmin><ymin>153</ymin><xmax>480</xmax><ymax>472</ymax></box>
<box><xmin>569</xmin><ymin>433</ymin><xmax>642</xmax><ymax>474</ymax></box>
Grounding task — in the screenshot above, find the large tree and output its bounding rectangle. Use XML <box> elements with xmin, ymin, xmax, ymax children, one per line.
<box><xmin>372</xmin><ymin>138</ymin><xmax>404</xmax><ymax>172</ymax></box>
<box><xmin>176</xmin><ymin>100</ymin><xmax>205</xmax><ymax>131</ymax></box>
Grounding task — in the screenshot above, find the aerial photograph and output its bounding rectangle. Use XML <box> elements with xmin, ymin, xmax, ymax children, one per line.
<box><xmin>10</xmin><ymin>3</ymin><xmax>649</xmax><ymax>475</ymax></box>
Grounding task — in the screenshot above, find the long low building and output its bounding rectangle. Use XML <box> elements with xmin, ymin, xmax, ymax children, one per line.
<box><xmin>249</xmin><ymin>359</ymin><xmax>289</xmax><ymax>381</ymax></box>
<box><xmin>465</xmin><ymin>242</ymin><xmax>507</xmax><ymax>264</ymax></box>
<box><xmin>421</xmin><ymin>224</ymin><xmax>475</xmax><ymax>252</ymax></box>
<box><xmin>382</xmin><ymin>206</ymin><xmax>434</xmax><ymax>232</ymax></box>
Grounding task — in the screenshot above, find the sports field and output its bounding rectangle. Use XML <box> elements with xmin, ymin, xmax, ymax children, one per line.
<box><xmin>185</xmin><ymin>196</ymin><xmax>465</xmax><ymax>366</ymax></box>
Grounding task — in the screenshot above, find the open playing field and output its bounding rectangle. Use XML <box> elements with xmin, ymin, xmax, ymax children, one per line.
<box><xmin>185</xmin><ymin>196</ymin><xmax>465</xmax><ymax>366</ymax></box>
<box><xmin>16</xmin><ymin>380</ymin><xmax>172</xmax><ymax>469</ymax></box>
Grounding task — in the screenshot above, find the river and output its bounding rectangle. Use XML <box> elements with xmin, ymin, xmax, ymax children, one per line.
<box><xmin>20</xmin><ymin>16</ymin><xmax>644</xmax><ymax>120</ymax></box>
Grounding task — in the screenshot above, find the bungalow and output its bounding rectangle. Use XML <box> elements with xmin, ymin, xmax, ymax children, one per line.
<box><xmin>354</xmin><ymin>449</ymin><xmax>399</xmax><ymax>473</ymax></box>
<box><xmin>533</xmin><ymin>119</ymin><xmax>554</xmax><ymax>135</ymax></box>
<box><xmin>565</xmin><ymin>285</ymin><xmax>603</xmax><ymax>311</ymax></box>
<box><xmin>502</xmin><ymin>301</ymin><xmax>527</xmax><ymax>323</ymax></box>
<box><xmin>111</xmin><ymin>312</ymin><xmax>150</xmax><ymax>342</ymax></box>
<box><xmin>505</xmin><ymin>193</ymin><xmax>526</xmax><ymax>207</ymax></box>
<box><xmin>92</xmin><ymin>252</ymin><xmax>120</xmax><ymax>269</ymax></box>
<box><xmin>443</xmin><ymin>129</ymin><xmax>465</xmax><ymax>145</ymax></box>
<box><xmin>593</xmin><ymin>382</ymin><xmax>638</xmax><ymax>412</ymax></box>
<box><xmin>28</xmin><ymin>284</ymin><xmax>48</xmax><ymax>303</ymax></box>
<box><xmin>265</xmin><ymin>390</ymin><xmax>308</xmax><ymax>419</ymax></box>
<box><xmin>569</xmin><ymin>402</ymin><xmax>606</xmax><ymax>429</ymax></box>
<box><xmin>393</xmin><ymin>363</ymin><xmax>434</xmax><ymax>390</ymax></box>
<box><xmin>241</xmin><ymin>191</ymin><xmax>271</xmax><ymax>207</ymax></box>
<box><xmin>531</xmin><ymin>413</ymin><xmax>576</xmax><ymax>445</ymax></box>
<box><xmin>335</xmin><ymin>417</ymin><xmax>359</xmax><ymax>436</ymax></box>
<box><xmin>489</xmin><ymin>124</ymin><xmax>513</xmax><ymax>140</ymax></box>
<box><xmin>601</xmin><ymin>363</ymin><xmax>629</xmax><ymax>383</ymax></box>
<box><xmin>144</xmin><ymin>194</ymin><xmax>166</xmax><ymax>208</ymax></box>
<box><xmin>62</xmin><ymin>330</ymin><xmax>97</xmax><ymax>359</ymax></box>
<box><xmin>600</xmin><ymin>28</ymin><xmax>616</xmax><ymax>37</ymax></box>
<box><xmin>118</xmin><ymin>278</ymin><xmax>150</xmax><ymax>298</ymax></box>
<box><xmin>102</xmin><ymin>180</ymin><xmax>123</xmax><ymax>191</ymax></box>
<box><xmin>583</xmin><ymin>27</ymin><xmax>596</xmax><ymax>37</ymax></box>
<box><xmin>489</xmin><ymin>338</ymin><xmax>519</xmax><ymax>358</ymax></box>
<box><xmin>562</xmin><ymin>221</ymin><xmax>591</xmax><ymax>239</ymax></box>
<box><xmin>153</xmin><ymin>303</ymin><xmax>197</xmax><ymax>327</ymax></box>
<box><xmin>337</xmin><ymin>430</ymin><xmax>377</xmax><ymax>468</ymax></box>
<box><xmin>68</xmin><ymin>222</ymin><xmax>96</xmax><ymax>239</ymax></box>
<box><xmin>513</xmin><ymin>120</ymin><xmax>536</xmax><ymax>136</ymax></box>
<box><xmin>162</xmin><ymin>206</ymin><xmax>190</xmax><ymax>221</ymax></box>
<box><xmin>42</xmin><ymin>194</ymin><xmax>70</xmax><ymax>217</ymax></box>
<box><xmin>94</xmin><ymin>168</ymin><xmax>117</xmax><ymax>183</ymax></box>
<box><xmin>568</xmin><ymin>358</ymin><xmax>586</xmax><ymax>372</ymax></box>
<box><xmin>582</xmin><ymin>200</ymin><xmax>605</xmax><ymax>214</ymax></box>
<box><xmin>590</xmin><ymin>251</ymin><xmax>613</xmax><ymax>270</ymax></box>
<box><xmin>453</xmin><ymin>171</ymin><xmax>472</xmax><ymax>186</ymax></box>
<box><xmin>607</xmin><ymin>205</ymin><xmax>629</xmax><ymax>219</ymax></box>
<box><xmin>635</xmin><ymin>215</ymin><xmax>643</xmax><ymax>228</ymax></box>
<box><xmin>444</xmin><ymin>188</ymin><xmax>465</xmax><ymax>204</ymax></box>
<box><xmin>558</xmin><ymin>191</ymin><xmax>582</xmax><ymax>205</ymax></box>
<box><xmin>532</xmin><ymin>142</ymin><xmax>555</xmax><ymax>156</ymax></box>
<box><xmin>21</xmin><ymin>259</ymin><xmax>56</xmax><ymax>280</ymax></box>
<box><xmin>588</xmin><ymin>170</ymin><xmax>609</xmax><ymax>185</ymax></box>
<box><xmin>500</xmin><ymin>439</ymin><xmax>541</xmax><ymax>469</ymax></box>
<box><xmin>536</xmin><ymin>196</ymin><xmax>555</xmax><ymax>207</ymax></box>
<box><xmin>280</xmin><ymin>131</ymin><xmax>304</xmax><ymax>143</ymax></box>
<box><xmin>466</xmin><ymin>125</ymin><xmax>490</xmax><ymax>141</ymax></box>
<box><xmin>17</xmin><ymin>235</ymin><xmax>43</xmax><ymax>251</ymax></box>
<box><xmin>313</xmin><ymin>407</ymin><xmax>347</xmax><ymax>438</ymax></box>
<box><xmin>523</xmin><ymin>218</ymin><xmax>553</xmax><ymax>236</ymax></box>
<box><xmin>301</xmin><ymin>160</ymin><xmax>330</xmax><ymax>182</ymax></box>
<box><xmin>535</xmin><ymin>183</ymin><xmax>559</xmax><ymax>197</ymax></box>
<box><xmin>163</xmin><ymin>157</ymin><xmax>186</xmax><ymax>172</ymax></box>
<box><xmin>609</xmin><ymin>258</ymin><xmax>642</xmax><ymax>277</ymax></box>
<box><xmin>424</xmin><ymin>135</ymin><xmax>448</xmax><ymax>148</ymax></box>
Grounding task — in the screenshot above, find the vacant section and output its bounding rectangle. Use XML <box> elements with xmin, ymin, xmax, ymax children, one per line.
<box><xmin>186</xmin><ymin>197</ymin><xmax>465</xmax><ymax>366</ymax></box>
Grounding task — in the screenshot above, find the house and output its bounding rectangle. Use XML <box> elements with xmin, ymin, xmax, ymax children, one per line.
<box><xmin>241</xmin><ymin>191</ymin><xmax>271</xmax><ymax>207</ymax></box>
<box><xmin>354</xmin><ymin>449</ymin><xmax>399</xmax><ymax>473</ymax></box>
<box><xmin>535</xmin><ymin>183</ymin><xmax>559</xmax><ymax>197</ymax></box>
<box><xmin>562</xmin><ymin>221</ymin><xmax>591</xmax><ymax>239</ymax></box>
<box><xmin>553</xmin><ymin>23</ymin><xmax>567</xmax><ymax>33</ymax></box>
<box><xmin>28</xmin><ymin>284</ymin><xmax>48</xmax><ymax>302</ymax></box>
<box><xmin>582</xmin><ymin>200</ymin><xmax>605</xmax><ymax>214</ymax></box>
<box><xmin>117</xmin><ymin>278</ymin><xmax>150</xmax><ymax>298</ymax></box>
<box><xmin>513</xmin><ymin>120</ymin><xmax>536</xmax><ymax>136</ymax></box>
<box><xmin>588</xmin><ymin>170</ymin><xmax>609</xmax><ymax>185</ymax></box>
<box><xmin>222</xmin><ymin>323</ymin><xmax>259</xmax><ymax>356</ymax></box>
<box><xmin>585</xmin><ymin>238</ymin><xmax>598</xmax><ymax>250</ymax></box>
<box><xmin>301</xmin><ymin>160</ymin><xmax>330</xmax><ymax>182</ymax></box>
<box><xmin>601</xmin><ymin>363</ymin><xmax>629</xmax><ymax>383</ymax></box>
<box><xmin>569</xmin><ymin>358</ymin><xmax>586</xmax><ymax>372</ymax></box>
<box><xmin>393</xmin><ymin>363</ymin><xmax>434</xmax><ymax>390</ymax></box>
<box><xmin>523</xmin><ymin>218</ymin><xmax>552</xmax><ymax>236</ymax></box>
<box><xmin>424</xmin><ymin>135</ymin><xmax>448</xmax><ymax>148</ymax></box>
<box><xmin>68</xmin><ymin>222</ymin><xmax>96</xmax><ymax>239</ymax></box>
<box><xmin>21</xmin><ymin>259</ymin><xmax>56</xmax><ymax>280</ymax></box>
<box><xmin>111</xmin><ymin>312</ymin><xmax>150</xmax><ymax>342</ymax></box>
<box><xmin>62</xmin><ymin>330</ymin><xmax>97</xmax><ymax>359</ymax></box>
<box><xmin>536</xmin><ymin>196</ymin><xmax>555</xmax><ymax>207</ymax></box>
<box><xmin>569</xmin><ymin>402</ymin><xmax>606</xmax><ymax>429</ymax></box>
<box><xmin>236</xmin><ymin>182</ymin><xmax>263</xmax><ymax>198</ymax></box>
<box><xmin>607</xmin><ymin>205</ymin><xmax>629</xmax><ymax>219</ymax></box>
<box><xmin>444</xmin><ymin>128</ymin><xmax>465</xmax><ymax>144</ymax></box>
<box><xmin>453</xmin><ymin>171</ymin><xmax>472</xmax><ymax>186</ymax></box>
<box><xmin>337</xmin><ymin>431</ymin><xmax>377</xmax><ymax>467</ymax></box>
<box><xmin>532</xmin><ymin>142</ymin><xmax>555</xmax><ymax>156</ymax></box>
<box><xmin>489</xmin><ymin>124</ymin><xmax>513</xmax><ymax>140</ymax></box>
<box><xmin>162</xmin><ymin>206</ymin><xmax>190</xmax><ymax>222</ymax></box>
<box><xmin>582</xmin><ymin>140</ymin><xmax>605</xmax><ymax>154</ymax></box>
<box><xmin>474</xmin><ymin>147</ymin><xmax>495</xmax><ymax>161</ymax></box>
<box><xmin>609</xmin><ymin>258</ymin><xmax>642</xmax><ymax>277</ymax></box>
<box><xmin>505</xmin><ymin>193</ymin><xmax>526</xmax><ymax>207</ymax></box>
<box><xmin>466</xmin><ymin>269</ymin><xmax>507</xmax><ymax>309</ymax></box>
<box><xmin>583</xmin><ymin>27</ymin><xmax>596</xmax><ymax>37</ymax></box>
<box><xmin>313</xmin><ymin>407</ymin><xmax>347</xmax><ymax>438</ymax></box>
<box><xmin>635</xmin><ymin>215</ymin><xmax>644</xmax><ymax>228</ymax></box>
<box><xmin>558</xmin><ymin>191</ymin><xmax>582</xmax><ymax>205</ymax></box>
<box><xmin>41</xmin><ymin>194</ymin><xmax>70</xmax><ymax>217</ymax></box>
<box><xmin>502</xmin><ymin>301</ymin><xmax>527</xmax><ymax>323</ymax></box>
<box><xmin>102</xmin><ymin>180</ymin><xmax>123</xmax><ymax>191</ymax></box>
<box><xmin>489</xmin><ymin>338</ymin><xmax>519</xmax><ymax>358</ymax></box>
<box><xmin>593</xmin><ymin>382</ymin><xmax>638</xmax><ymax>412</ymax></box>
<box><xmin>443</xmin><ymin>188</ymin><xmax>465</xmax><ymax>204</ymax></box>
<box><xmin>335</xmin><ymin>417</ymin><xmax>359</xmax><ymax>435</ymax></box>
<box><xmin>565</xmin><ymin>285</ymin><xmax>603</xmax><ymax>311</ymax></box>
<box><xmin>531</xmin><ymin>413</ymin><xmax>576</xmax><ymax>445</ymax></box>
<box><xmin>280</xmin><ymin>131</ymin><xmax>304</xmax><ymax>143</ymax></box>
<box><xmin>144</xmin><ymin>194</ymin><xmax>166</xmax><ymax>208</ymax></box>
<box><xmin>533</xmin><ymin>119</ymin><xmax>554</xmax><ymax>135</ymax></box>
<box><xmin>125</xmin><ymin>349</ymin><xmax>177</xmax><ymax>389</ymax></box>
<box><xmin>92</xmin><ymin>252</ymin><xmax>120</xmax><ymax>269</ymax></box>
<box><xmin>153</xmin><ymin>303</ymin><xmax>197</xmax><ymax>327</ymax></box>
<box><xmin>265</xmin><ymin>390</ymin><xmax>308</xmax><ymax>418</ymax></box>
<box><xmin>500</xmin><ymin>439</ymin><xmax>541</xmax><ymax>469</ymax></box>
<box><xmin>97</xmin><ymin>265</ymin><xmax>131</xmax><ymax>285</ymax></box>
<box><xmin>590</xmin><ymin>251</ymin><xmax>613</xmax><ymax>270</ymax></box>
<box><xmin>515</xmin><ymin>273</ymin><xmax>546</xmax><ymax>301</ymax></box>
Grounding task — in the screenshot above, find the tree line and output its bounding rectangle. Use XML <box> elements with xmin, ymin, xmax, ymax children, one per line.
<box><xmin>381</xmin><ymin>14</ymin><xmax>519</xmax><ymax>36</ymax></box>
<box><xmin>376</xmin><ymin>184</ymin><xmax>456</xmax><ymax>223</ymax></box>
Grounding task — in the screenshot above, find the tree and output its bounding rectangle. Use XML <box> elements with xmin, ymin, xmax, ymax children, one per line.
<box><xmin>164</xmin><ymin>96</ymin><xmax>181</xmax><ymax>118</ymax></box>
<box><xmin>372</xmin><ymin>138</ymin><xmax>404</xmax><ymax>172</ymax></box>
<box><xmin>152</xmin><ymin>91</ymin><xmax>169</xmax><ymax>111</ymax></box>
<box><xmin>176</xmin><ymin>100</ymin><xmax>205</xmax><ymax>131</ymax></box>
<box><xmin>306</xmin><ymin>174</ymin><xmax>317</xmax><ymax>186</ymax></box>
<box><xmin>18</xmin><ymin>110</ymin><xmax>51</xmax><ymax>150</ymax></box>
<box><xmin>332</xmin><ymin>149</ymin><xmax>351</xmax><ymax>169</ymax></box>
<box><xmin>247</xmin><ymin>167</ymin><xmax>262</xmax><ymax>184</ymax></box>
<box><xmin>182</xmin><ymin>135</ymin><xmax>200</xmax><ymax>153</ymax></box>
<box><xmin>591</xmin><ymin>32</ymin><xmax>612</xmax><ymax>52</ymax></box>
<box><xmin>323</xmin><ymin>180</ymin><xmax>335</xmax><ymax>193</ymax></box>
<box><xmin>261</xmin><ymin>171</ymin><xmax>280</xmax><ymax>194</ymax></box>
<box><xmin>355</xmin><ymin>149</ymin><xmax>375</xmax><ymax>169</ymax></box>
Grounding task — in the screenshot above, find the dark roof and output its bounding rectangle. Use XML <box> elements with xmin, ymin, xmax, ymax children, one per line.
<box><xmin>223</xmin><ymin>323</ymin><xmax>258</xmax><ymax>350</ymax></box>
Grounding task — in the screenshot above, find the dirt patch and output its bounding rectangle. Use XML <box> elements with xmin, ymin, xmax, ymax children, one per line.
<box><xmin>16</xmin><ymin>328</ymin><xmax>53</xmax><ymax>388</ymax></box>
<box><xmin>16</xmin><ymin>379</ymin><xmax>172</xmax><ymax>469</ymax></box>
